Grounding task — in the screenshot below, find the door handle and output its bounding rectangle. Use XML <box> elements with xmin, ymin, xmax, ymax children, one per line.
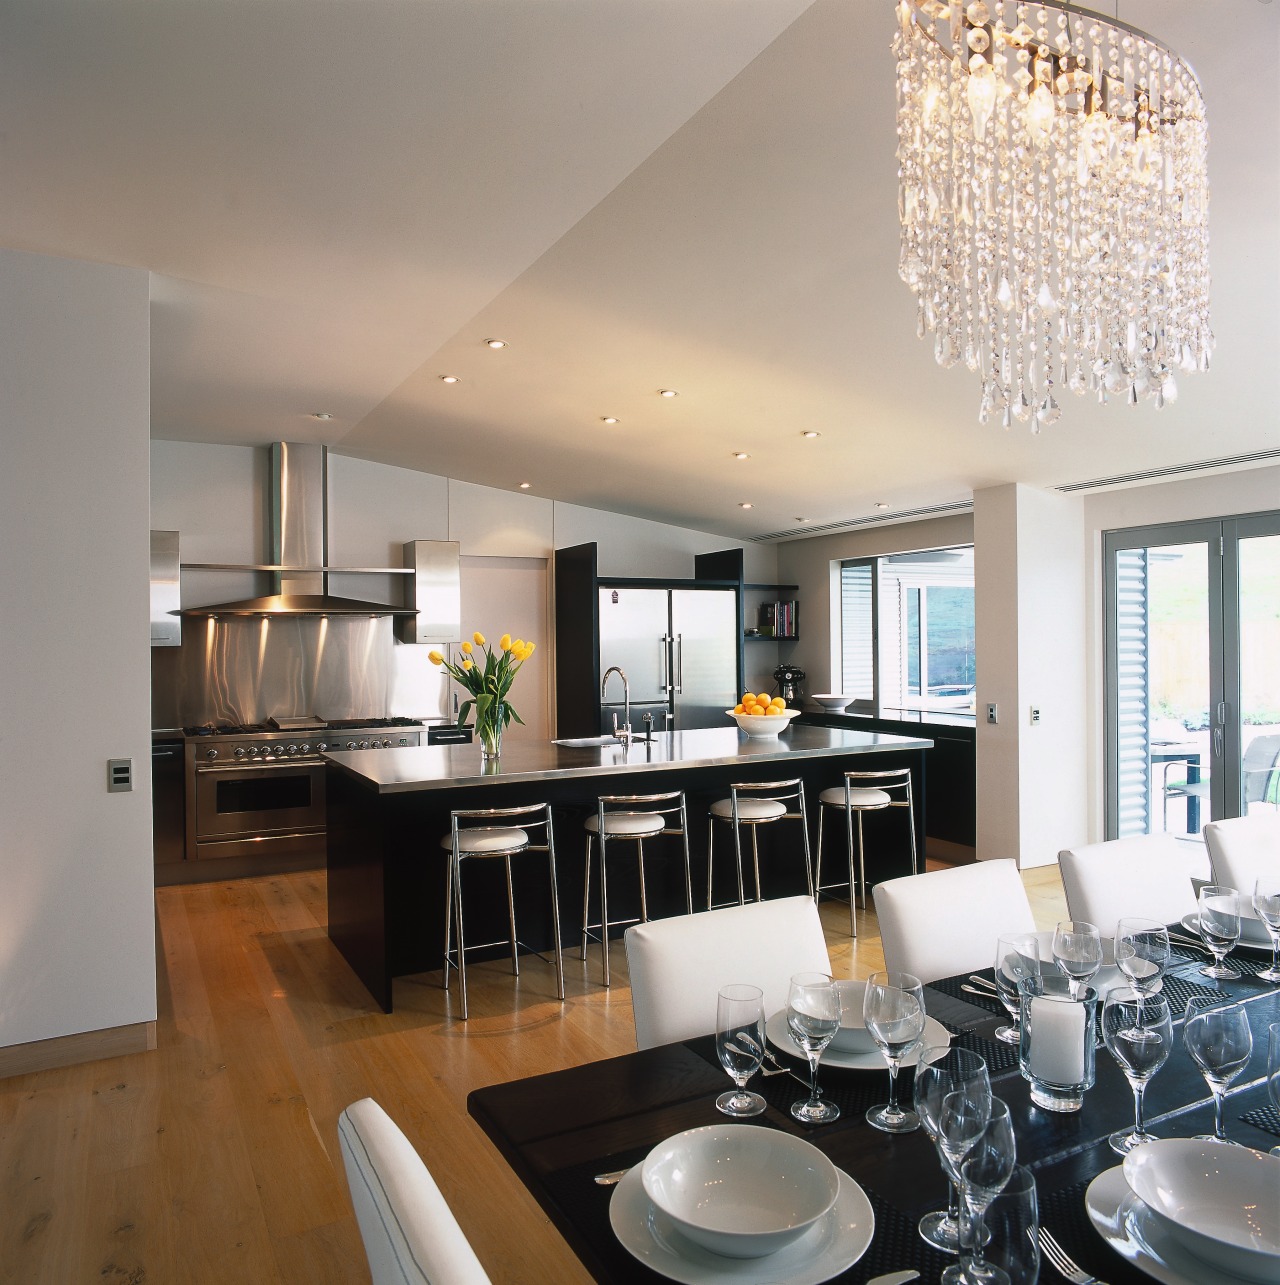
<box><xmin>1213</xmin><ymin>726</ymin><xmax>1224</xmax><ymax>758</ymax></box>
<box><xmin>675</xmin><ymin>633</ymin><xmax>683</xmax><ymax>694</ymax></box>
<box><xmin>660</xmin><ymin>635</ymin><xmax>671</xmax><ymax>694</ymax></box>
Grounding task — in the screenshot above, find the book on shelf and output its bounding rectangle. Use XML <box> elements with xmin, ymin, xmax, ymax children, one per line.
<box><xmin>755</xmin><ymin>600</ymin><xmax>798</xmax><ymax>639</ymax></box>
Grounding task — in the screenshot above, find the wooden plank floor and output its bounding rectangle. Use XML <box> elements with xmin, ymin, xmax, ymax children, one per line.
<box><xmin>0</xmin><ymin>864</ymin><xmax>1067</xmax><ymax>1283</ymax></box>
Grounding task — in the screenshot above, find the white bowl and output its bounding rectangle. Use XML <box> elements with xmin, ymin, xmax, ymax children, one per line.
<box><xmin>830</xmin><ymin>979</ymin><xmax>876</xmax><ymax>1053</ymax></box>
<box><xmin>641</xmin><ymin>1125</ymin><xmax>840</xmax><ymax>1259</ymax></box>
<box><xmin>1123</xmin><ymin>1139</ymin><xmax>1280</xmax><ymax>1284</ymax></box>
<box><xmin>810</xmin><ymin>694</ymin><xmax>851</xmax><ymax>713</ymax></box>
<box><xmin>727</xmin><ymin>708</ymin><xmax>801</xmax><ymax>738</ymax></box>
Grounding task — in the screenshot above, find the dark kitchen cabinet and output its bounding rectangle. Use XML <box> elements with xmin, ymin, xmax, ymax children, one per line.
<box><xmin>151</xmin><ymin>738</ymin><xmax>186</xmax><ymax>867</ymax></box>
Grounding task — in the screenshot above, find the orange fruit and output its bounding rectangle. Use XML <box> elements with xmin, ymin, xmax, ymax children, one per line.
<box><xmin>733</xmin><ymin>703</ymin><xmax>745</xmax><ymax>715</ymax></box>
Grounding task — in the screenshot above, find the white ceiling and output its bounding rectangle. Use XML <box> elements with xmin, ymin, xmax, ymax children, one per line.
<box><xmin>3</xmin><ymin>1</ymin><xmax>1277</xmax><ymax>539</ymax></box>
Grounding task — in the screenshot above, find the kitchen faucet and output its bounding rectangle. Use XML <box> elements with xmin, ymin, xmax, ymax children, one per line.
<box><xmin>601</xmin><ymin>666</ymin><xmax>631</xmax><ymax>744</ymax></box>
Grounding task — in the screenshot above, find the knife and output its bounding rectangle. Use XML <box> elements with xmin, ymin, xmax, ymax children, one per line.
<box><xmin>866</xmin><ymin>1272</ymin><xmax>920</xmax><ymax>1285</ymax></box>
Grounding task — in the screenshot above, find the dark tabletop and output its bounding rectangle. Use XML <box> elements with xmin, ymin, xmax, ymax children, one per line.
<box><xmin>468</xmin><ymin>940</ymin><xmax>1280</xmax><ymax>1284</ymax></box>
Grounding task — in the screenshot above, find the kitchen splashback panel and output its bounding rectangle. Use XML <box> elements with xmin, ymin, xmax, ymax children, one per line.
<box><xmin>152</xmin><ymin>614</ymin><xmax>401</xmax><ymax>728</ymax></box>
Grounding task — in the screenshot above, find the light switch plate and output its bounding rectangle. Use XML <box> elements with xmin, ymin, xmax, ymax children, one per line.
<box><xmin>1029</xmin><ymin>706</ymin><xmax>1041</xmax><ymax>725</ymax></box>
<box><xmin>985</xmin><ymin>703</ymin><xmax>998</xmax><ymax>725</ymax></box>
<box><xmin>107</xmin><ymin>758</ymin><xmax>133</xmax><ymax>792</ymax></box>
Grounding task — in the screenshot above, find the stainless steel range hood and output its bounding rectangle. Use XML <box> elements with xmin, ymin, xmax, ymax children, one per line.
<box><xmin>182</xmin><ymin>442</ymin><xmax>418</xmax><ymax>618</ymax></box>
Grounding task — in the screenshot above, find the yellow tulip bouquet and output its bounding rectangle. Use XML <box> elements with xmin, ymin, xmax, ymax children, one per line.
<box><xmin>428</xmin><ymin>632</ymin><xmax>535</xmax><ymax>759</ymax></box>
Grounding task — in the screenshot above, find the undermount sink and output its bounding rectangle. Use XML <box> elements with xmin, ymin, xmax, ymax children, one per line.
<box><xmin>552</xmin><ymin>735</ymin><xmax>626</xmax><ymax>748</ymax></box>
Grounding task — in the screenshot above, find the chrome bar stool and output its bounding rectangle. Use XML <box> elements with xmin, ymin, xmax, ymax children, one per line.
<box><xmin>706</xmin><ymin>778</ymin><xmax>813</xmax><ymax>910</ymax></box>
<box><xmin>581</xmin><ymin>790</ymin><xmax>691</xmax><ymax>987</ymax></box>
<box><xmin>441</xmin><ymin>801</ymin><xmax>564</xmax><ymax>1020</ymax></box>
<box><xmin>815</xmin><ymin>767</ymin><xmax>919</xmax><ymax>937</ymax></box>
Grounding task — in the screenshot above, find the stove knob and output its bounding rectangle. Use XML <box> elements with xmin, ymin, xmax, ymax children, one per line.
<box><xmin>358</xmin><ymin>739</ymin><xmax>370</xmax><ymax>750</ymax></box>
<box><xmin>300</xmin><ymin>742</ymin><xmax>311</xmax><ymax>754</ymax></box>
<box><xmin>233</xmin><ymin>747</ymin><xmax>248</xmax><ymax>761</ymax></box>
<box><xmin>346</xmin><ymin>741</ymin><xmax>358</xmax><ymax>751</ymax></box>
<box><xmin>286</xmin><ymin>743</ymin><xmax>299</xmax><ymax>756</ymax></box>
<box><xmin>315</xmin><ymin>742</ymin><xmax>326</xmax><ymax>753</ymax></box>
<box><xmin>381</xmin><ymin>738</ymin><xmax>392</xmax><ymax>748</ymax></box>
<box><xmin>205</xmin><ymin>747</ymin><xmax>219</xmax><ymax>761</ymax></box>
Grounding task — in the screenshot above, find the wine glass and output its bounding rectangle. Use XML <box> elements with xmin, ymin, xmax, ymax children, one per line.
<box><xmin>914</xmin><ymin>1046</ymin><xmax>991</xmax><ymax>1253</ymax></box>
<box><xmin>945</xmin><ymin>1097</ymin><xmax>1016</xmax><ymax>1285</ymax></box>
<box><xmin>1114</xmin><ymin>917</ymin><xmax>1170</xmax><ymax>996</ymax></box>
<box><xmin>715</xmin><ymin>984</ymin><xmax>766</xmax><ymax>1117</ymax></box>
<box><xmin>1268</xmin><ymin>1022</ymin><xmax>1280</xmax><ymax>1158</ymax></box>
<box><xmin>992</xmin><ymin>934</ymin><xmax>1040</xmax><ymax>1046</ymax></box>
<box><xmin>1183</xmin><ymin>996</ymin><xmax>1252</xmax><ymax>1144</ymax></box>
<box><xmin>1198</xmin><ymin>884</ymin><xmax>1242</xmax><ymax>979</ymax></box>
<box><xmin>1102</xmin><ymin>989</ymin><xmax>1172</xmax><ymax>1154</ymax></box>
<box><xmin>864</xmin><ymin>970</ymin><xmax>926</xmax><ymax>1132</ymax></box>
<box><xmin>1253</xmin><ymin>878</ymin><xmax>1280</xmax><ymax>984</ymax></box>
<box><xmin>786</xmin><ymin>971</ymin><xmax>841</xmax><ymax>1125</ymax></box>
<box><xmin>1052</xmin><ymin>920</ymin><xmax>1102</xmax><ymax>999</ymax></box>
<box><xmin>956</xmin><ymin>1165</ymin><xmax>1039</xmax><ymax>1285</ymax></box>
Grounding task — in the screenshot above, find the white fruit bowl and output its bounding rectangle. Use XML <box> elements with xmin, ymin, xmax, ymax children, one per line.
<box><xmin>810</xmin><ymin>693</ymin><xmax>852</xmax><ymax>713</ymax></box>
<box><xmin>728</xmin><ymin>708</ymin><xmax>801</xmax><ymax>738</ymax></box>
<box><xmin>1123</xmin><ymin>1139</ymin><xmax>1280</xmax><ymax>1284</ymax></box>
<box><xmin>641</xmin><ymin>1125</ymin><xmax>840</xmax><ymax>1259</ymax></box>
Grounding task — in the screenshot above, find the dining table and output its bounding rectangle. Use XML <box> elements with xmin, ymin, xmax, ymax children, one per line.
<box><xmin>467</xmin><ymin>930</ymin><xmax>1280</xmax><ymax>1284</ymax></box>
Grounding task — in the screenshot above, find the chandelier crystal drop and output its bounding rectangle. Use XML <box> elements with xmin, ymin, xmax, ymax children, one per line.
<box><xmin>894</xmin><ymin>0</ymin><xmax>1212</xmax><ymax>430</ymax></box>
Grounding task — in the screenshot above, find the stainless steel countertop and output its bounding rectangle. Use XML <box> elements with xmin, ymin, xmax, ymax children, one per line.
<box><xmin>323</xmin><ymin>724</ymin><xmax>933</xmax><ymax>794</ymax></box>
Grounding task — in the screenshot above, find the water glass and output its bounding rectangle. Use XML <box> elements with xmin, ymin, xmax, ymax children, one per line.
<box><xmin>1102</xmin><ymin>989</ymin><xmax>1172</xmax><ymax>1153</ymax></box>
<box><xmin>992</xmin><ymin>934</ymin><xmax>1040</xmax><ymax>1046</ymax></box>
<box><xmin>1183</xmin><ymin>996</ymin><xmax>1252</xmax><ymax>1144</ymax></box>
<box><xmin>863</xmin><ymin>970</ymin><xmax>926</xmax><ymax>1133</ymax></box>
<box><xmin>943</xmin><ymin>1097</ymin><xmax>1016</xmax><ymax>1285</ymax></box>
<box><xmin>913</xmin><ymin>1046</ymin><xmax>992</xmax><ymax>1253</ymax></box>
<box><xmin>956</xmin><ymin>1165</ymin><xmax>1039</xmax><ymax>1285</ymax></box>
<box><xmin>715</xmin><ymin>984</ymin><xmax>766</xmax><ymax>1117</ymax></box>
<box><xmin>1052</xmin><ymin>920</ymin><xmax>1102</xmax><ymax>999</ymax></box>
<box><xmin>787</xmin><ymin>971</ymin><xmax>841</xmax><ymax>1125</ymax></box>
<box><xmin>1198</xmin><ymin>884</ymin><xmax>1242</xmax><ymax>979</ymax></box>
<box><xmin>1254</xmin><ymin>878</ymin><xmax>1280</xmax><ymax>983</ymax></box>
<box><xmin>1018</xmin><ymin>973</ymin><xmax>1097</xmax><ymax>1112</ymax></box>
<box><xmin>1114</xmin><ymin>917</ymin><xmax>1171</xmax><ymax>997</ymax></box>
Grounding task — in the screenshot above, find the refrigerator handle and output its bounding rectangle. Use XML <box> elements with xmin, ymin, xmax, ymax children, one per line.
<box><xmin>660</xmin><ymin>634</ymin><xmax>672</xmax><ymax>694</ymax></box>
<box><xmin>675</xmin><ymin>633</ymin><xmax>683</xmax><ymax>694</ymax></box>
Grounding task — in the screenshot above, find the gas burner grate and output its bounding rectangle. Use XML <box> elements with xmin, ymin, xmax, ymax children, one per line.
<box><xmin>183</xmin><ymin>723</ymin><xmax>270</xmax><ymax>737</ymax></box>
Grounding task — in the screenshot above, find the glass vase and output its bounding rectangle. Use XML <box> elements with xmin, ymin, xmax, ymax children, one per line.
<box><xmin>477</xmin><ymin>701</ymin><xmax>505</xmax><ymax>760</ymax></box>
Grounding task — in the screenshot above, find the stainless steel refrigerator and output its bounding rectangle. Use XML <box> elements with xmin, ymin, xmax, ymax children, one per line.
<box><xmin>597</xmin><ymin>586</ymin><xmax>739</xmax><ymax>732</ymax></box>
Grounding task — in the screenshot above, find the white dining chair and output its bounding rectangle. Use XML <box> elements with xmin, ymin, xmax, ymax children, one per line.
<box><xmin>338</xmin><ymin>1097</ymin><xmax>492</xmax><ymax>1285</ymax></box>
<box><xmin>623</xmin><ymin>895</ymin><xmax>832</xmax><ymax>1050</ymax></box>
<box><xmin>1057</xmin><ymin>834</ymin><xmax>1210</xmax><ymax>932</ymax></box>
<box><xmin>1204</xmin><ymin>813</ymin><xmax>1280</xmax><ymax>893</ymax></box>
<box><xmin>872</xmin><ymin>860</ymin><xmax>1036</xmax><ymax>984</ymax></box>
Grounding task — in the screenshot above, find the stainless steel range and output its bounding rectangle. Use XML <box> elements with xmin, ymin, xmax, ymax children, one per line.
<box><xmin>183</xmin><ymin>717</ymin><xmax>422</xmax><ymax>864</ymax></box>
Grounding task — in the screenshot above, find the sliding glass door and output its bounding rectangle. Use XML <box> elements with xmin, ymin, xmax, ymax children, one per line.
<box><xmin>1104</xmin><ymin>511</ymin><xmax>1280</xmax><ymax>838</ymax></box>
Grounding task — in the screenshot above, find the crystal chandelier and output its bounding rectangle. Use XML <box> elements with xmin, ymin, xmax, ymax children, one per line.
<box><xmin>894</xmin><ymin>1</ymin><xmax>1212</xmax><ymax>429</ymax></box>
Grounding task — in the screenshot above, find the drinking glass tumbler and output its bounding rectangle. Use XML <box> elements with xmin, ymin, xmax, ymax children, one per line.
<box><xmin>957</xmin><ymin>1164</ymin><xmax>1039</xmax><ymax>1285</ymax></box>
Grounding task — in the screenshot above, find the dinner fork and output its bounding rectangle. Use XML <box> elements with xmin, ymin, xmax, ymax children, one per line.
<box><xmin>1038</xmin><ymin>1227</ymin><xmax>1108</xmax><ymax>1285</ymax></box>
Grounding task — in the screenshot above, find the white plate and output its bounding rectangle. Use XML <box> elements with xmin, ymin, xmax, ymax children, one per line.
<box><xmin>1180</xmin><ymin>913</ymin><xmax>1272</xmax><ymax>952</ymax></box>
<box><xmin>610</xmin><ymin>1160</ymin><xmax>873</xmax><ymax>1284</ymax></box>
<box><xmin>765</xmin><ymin>1009</ymin><xmax>950</xmax><ymax>1071</ymax></box>
<box><xmin>1085</xmin><ymin>1164</ymin><xmax>1264</xmax><ymax>1285</ymax></box>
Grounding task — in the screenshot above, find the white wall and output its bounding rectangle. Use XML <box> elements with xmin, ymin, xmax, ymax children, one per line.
<box><xmin>973</xmin><ymin>485</ymin><xmax>1088</xmax><ymax>867</ymax></box>
<box><xmin>0</xmin><ymin>248</ymin><xmax>154</xmax><ymax>1048</ymax></box>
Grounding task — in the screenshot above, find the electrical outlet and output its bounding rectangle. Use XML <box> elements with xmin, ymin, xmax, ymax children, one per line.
<box><xmin>985</xmin><ymin>703</ymin><xmax>998</xmax><ymax>725</ymax></box>
<box><xmin>1029</xmin><ymin>706</ymin><xmax>1041</xmax><ymax>726</ymax></box>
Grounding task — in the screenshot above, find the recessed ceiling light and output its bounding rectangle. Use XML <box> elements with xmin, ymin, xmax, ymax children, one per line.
<box><xmin>519</xmin><ymin>482</ymin><xmax>531</xmax><ymax>490</ymax></box>
<box><xmin>739</xmin><ymin>502</ymin><xmax>754</xmax><ymax>509</ymax></box>
<box><xmin>801</xmin><ymin>430</ymin><xmax>820</xmax><ymax>438</ymax></box>
<box><xmin>484</xmin><ymin>338</ymin><xmax>507</xmax><ymax>349</ymax></box>
<box><xmin>601</xmin><ymin>416</ymin><xmax>619</xmax><ymax>425</ymax></box>
<box><xmin>875</xmin><ymin>502</ymin><xmax>891</xmax><ymax>509</ymax></box>
<box><xmin>440</xmin><ymin>374</ymin><xmax>460</xmax><ymax>384</ymax></box>
<box><xmin>310</xmin><ymin>412</ymin><xmax>334</xmax><ymax>421</ymax></box>
<box><xmin>796</xmin><ymin>517</ymin><xmax>811</xmax><ymax>523</ymax></box>
<box><xmin>733</xmin><ymin>452</ymin><xmax>750</xmax><ymax>460</ymax></box>
<box><xmin>658</xmin><ymin>388</ymin><xmax>679</xmax><ymax>398</ymax></box>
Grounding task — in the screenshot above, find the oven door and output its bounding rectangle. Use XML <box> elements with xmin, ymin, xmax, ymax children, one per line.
<box><xmin>192</xmin><ymin>759</ymin><xmax>325</xmax><ymax>855</ymax></box>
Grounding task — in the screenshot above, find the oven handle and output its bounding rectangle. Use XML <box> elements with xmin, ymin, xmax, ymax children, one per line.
<box><xmin>194</xmin><ymin>761</ymin><xmax>324</xmax><ymax>775</ymax></box>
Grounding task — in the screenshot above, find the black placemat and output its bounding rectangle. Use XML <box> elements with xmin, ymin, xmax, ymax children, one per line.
<box><xmin>1157</xmin><ymin>970</ymin><xmax>1225</xmax><ymax>1018</ymax></box>
<box><xmin>1241</xmin><ymin>1103</ymin><xmax>1280</xmax><ymax>1138</ymax></box>
<box><xmin>946</xmin><ymin>1026</ymin><xmax>1024</xmax><ymax>1075</ymax></box>
<box><xmin>1037</xmin><ymin>1175</ymin><xmax>1119</xmax><ymax>1284</ymax></box>
<box><xmin>929</xmin><ymin>973</ymin><xmax>1007</xmax><ymax>1017</ymax></box>
<box><xmin>843</xmin><ymin>1185</ymin><xmax>954</xmax><ymax>1283</ymax></box>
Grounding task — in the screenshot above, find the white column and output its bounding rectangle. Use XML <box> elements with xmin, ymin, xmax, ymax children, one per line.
<box><xmin>974</xmin><ymin>484</ymin><xmax>1088</xmax><ymax>868</ymax></box>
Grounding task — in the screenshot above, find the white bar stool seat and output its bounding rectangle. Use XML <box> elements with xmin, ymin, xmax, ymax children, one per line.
<box><xmin>706</xmin><ymin>778</ymin><xmax>813</xmax><ymax>909</ymax></box>
<box><xmin>581</xmin><ymin>791</ymin><xmax>691</xmax><ymax>987</ymax></box>
<box><xmin>815</xmin><ymin>767</ymin><xmax>918</xmax><ymax>937</ymax></box>
<box><xmin>440</xmin><ymin>802</ymin><xmax>564</xmax><ymax>1020</ymax></box>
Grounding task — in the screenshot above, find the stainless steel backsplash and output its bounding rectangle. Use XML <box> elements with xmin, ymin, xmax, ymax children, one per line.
<box><xmin>151</xmin><ymin>614</ymin><xmax>416</xmax><ymax>727</ymax></box>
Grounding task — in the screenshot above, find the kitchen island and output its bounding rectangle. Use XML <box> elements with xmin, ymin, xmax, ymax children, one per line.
<box><xmin>325</xmin><ymin>724</ymin><xmax>932</xmax><ymax>1011</ymax></box>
